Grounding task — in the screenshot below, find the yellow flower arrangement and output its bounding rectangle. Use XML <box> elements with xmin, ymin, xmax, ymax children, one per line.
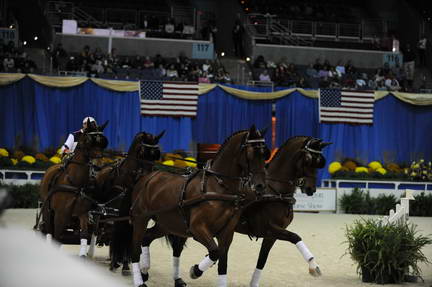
<box><xmin>343</xmin><ymin>160</ymin><xmax>357</xmax><ymax>171</ymax></box>
<box><xmin>21</xmin><ymin>155</ymin><xmax>36</xmax><ymax>164</ymax></box>
<box><xmin>368</xmin><ymin>161</ymin><xmax>382</xmax><ymax>170</ymax></box>
<box><xmin>35</xmin><ymin>153</ymin><xmax>49</xmax><ymax>162</ymax></box>
<box><xmin>355</xmin><ymin>167</ymin><xmax>368</xmax><ymax>173</ymax></box>
<box><xmin>376</xmin><ymin>167</ymin><xmax>387</xmax><ymax>175</ymax></box>
<box><xmin>49</xmin><ymin>156</ymin><xmax>61</xmax><ymax>164</ymax></box>
<box><xmin>328</xmin><ymin>162</ymin><xmax>342</xmax><ymax>174</ymax></box>
<box><xmin>0</xmin><ymin>148</ymin><xmax>9</xmax><ymax>157</ymax></box>
<box><xmin>56</xmin><ymin>148</ymin><xmax>62</xmax><ymax>155</ymax></box>
<box><xmin>13</xmin><ymin>150</ymin><xmax>25</xmax><ymax>161</ymax></box>
<box><xmin>11</xmin><ymin>158</ymin><xmax>18</xmax><ymax>165</ymax></box>
<box><xmin>184</xmin><ymin>157</ymin><xmax>197</xmax><ymax>168</ymax></box>
<box><xmin>162</xmin><ymin>160</ymin><xmax>174</xmax><ymax>166</ymax></box>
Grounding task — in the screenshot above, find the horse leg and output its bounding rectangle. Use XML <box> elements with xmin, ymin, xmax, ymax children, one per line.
<box><xmin>137</xmin><ymin>224</ymin><xmax>165</xmax><ymax>281</ymax></box>
<box><xmin>249</xmin><ymin>238</ymin><xmax>276</xmax><ymax>287</ymax></box>
<box><xmin>44</xmin><ymin>208</ymin><xmax>54</xmax><ymax>244</ymax></box>
<box><xmin>131</xmin><ymin>216</ymin><xmax>150</xmax><ymax>287</ymax></box>
<box><xmin>269</xmin><ymin>223</ymin><xmax>321</xmax><ymax>277</ymax></box>
<box><xmin>189</xmin><ymin>225</ymin><xmax>219</xmax><ymax>280</ymax></box>
<box><xmin>216</xmin><ymin>214</ymin><xmax>241</xmax><ymax>287</ymax></box>
<box><xmin>170</xmin><ymin>235</ymin><xmax>188</xmax><ymax>287</ymax></box>
<box><xmin>78</xmin><ymin>214</ymin><xmax>89</xmax><ymax>257</ymax></box>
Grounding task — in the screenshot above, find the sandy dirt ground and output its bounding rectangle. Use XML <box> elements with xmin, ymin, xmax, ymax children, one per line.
<box><xmin>1</xmin><ymin>209</ymin><xmax>431</xmax><ymax>287</ymax></box>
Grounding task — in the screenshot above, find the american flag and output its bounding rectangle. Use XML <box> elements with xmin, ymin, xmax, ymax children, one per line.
<box><xmin>319</xmin><ymin>89</ymin><xmax>375</xmax><ymax>124</ymax></box>
<box><xmin>140</xmin><ymin>81</ymin><xmax>198</xmax><ymax>117</ymax></box>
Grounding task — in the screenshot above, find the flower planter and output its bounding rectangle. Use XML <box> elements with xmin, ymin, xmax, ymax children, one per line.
<box><xmin>361</xmin><ymin>266</ymin><xmax>403</xmax><ymax>284</ymax></box>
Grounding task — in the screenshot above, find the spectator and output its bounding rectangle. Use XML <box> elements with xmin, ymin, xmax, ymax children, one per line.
<box><xmin>166</xmin><ymin>64</ymin><xmax>178</xmax><ymax>79</ymax></box>
<box><xmin>80</xmin><ymin>45</ymin><xmax>91</xmax><ymax>61</ymax></box>
<box><xmin>156</xmin><ymin>64</ymin><xmax>166</xmax><ymax>77</ymax></box>
<box><xmin>52</xmin><ymin>43</ymin><xmax>68</xmax><ymax>71</ymax></box>
<box><xmin>154</xmin><ymin>54</ymin><xmax>165</xmax><ymax>68</ymax></box>
<box><xmin>253</xmin><ymin>55</ymin><xmax>266</xmax><ymax>69</ymax></box>
<box><xmin>121</xmin><ymin>57</ymin><xmax>132</xmax><ymax>69</ymax></box>
<box><xmin>313</xmin><ymin>58</ymin><xmax>322</xmax><ymax>71</ymax></box>
<box><xmin>385</xmin><ymin>74</ymin><xmax>401</xmax><ymax>91</ymax></box>
<box><xmin>223</xmin><ymin>71</ymin><xmax>232</xmax><ymax>83</ymax></box>
<box><xmin>91</xmin><ymin>60</ymin><xmax>104</xmax><ymax>76</ymax></box>
<box><xmin>232</xmin><ymin>21</ymin><xmax>244</xmax><ymax>57</ymax></box>
<box><xmin>306</xmin><ymin>63</ymin><xmax>318</xmax><ymax>78</ymax></box>
<box><xmin>417</xmin><ymin>35</ymin><xmax>427</xmax><ymax>67</ymax></box>
<box><xmin>335</xmin><ymin>61</ymin><xmax>346</xmax><ymax>77</ymax></box>
<box><xmin>143</xmin><ymin>56</ymin><xmax>154</xmax><ymax>69</ymax></box>
<box><xmin>345</xmin><ymin>60</ymin><xmax>356</xmax><ymax>75</ymax></box>
<box><xmin>3</xmin><ymin>53</ymin><xmax>15</xmax><ymax>71</ymax></box>
<box><xmin>402</xmin><ymin>44</ymin><xmax>415</xmax><ymax>89</ymax></box>
<box><xmin>259</xmin><ymin>69</ymin><xmax>271</xmax><ymax>82</ymax></box>
<box><xmin>132</xmin><ymin>55</ymin><xmax>142</xmax><ymax>69</ymax></box>
<box><xmin>198</xmin><ymin>71</ymin><xmax>210</xmax><ymax>83</ymax></box>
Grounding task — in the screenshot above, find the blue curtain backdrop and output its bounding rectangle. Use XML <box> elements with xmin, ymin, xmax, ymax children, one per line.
<box><xmin>3</xmin><ymin>79</ymin><xmax>432</xmax><ymax>185</ymax></box>
<box><xmin>0</xmin><ymin>78</ymin><xmax>36</xmax><ymax>148</ymax></box>
<box><xmin>193</xmin><ymin>85</ymin><xmax>273</xmax><ymax>145</ymax></box>
<box><xmin>275</xmin><ymin>90</ymin><xmax>432</xmax><ymax>181</ymax></box>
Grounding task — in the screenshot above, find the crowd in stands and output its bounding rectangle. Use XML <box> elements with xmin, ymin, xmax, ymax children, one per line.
<box><xmin>0</xmin><ymin>40</ymin><xmax>37</xmax><ymax>74</ymax></box>
<box><xmin>253</xmin><ymin>55</ymin><xmax>411</xmax><ymax>91</ymax></box>
<box><xmin>53</xmin><ymin>44</ymin><xmax>232</xmax><ymax>83</ymax></box>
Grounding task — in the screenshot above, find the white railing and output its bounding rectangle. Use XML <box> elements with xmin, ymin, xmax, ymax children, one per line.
<box><xmin>381</xmin><ymin>189</ymin><xmax>415</xmax><ymax>225</ymax></box>
<box><xmin>0</xmin><ymin>169</ymin><xmax>45</xmax><ymax>186</ymax></box>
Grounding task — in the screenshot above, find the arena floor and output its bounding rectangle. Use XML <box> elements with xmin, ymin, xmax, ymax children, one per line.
<box><xmin>2</xmin><ymin>209</ymin><xmax>432</xmax><ymax>287</ymax></box>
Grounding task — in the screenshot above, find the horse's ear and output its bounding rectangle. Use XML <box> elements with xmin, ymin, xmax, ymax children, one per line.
<box><xmin>156</xmin><ymin>130</ymin><xmax>165</xmax><ymax>141</ymax></box>
<box><xmin>99</xmin><ymin>120</ymin><xmax>109</xmax><ymax>132</ymax></box>
<box><xmin>319</xmin><ymin>142</ymin><xmax>332</xmax><ymax>149</ymax></box>
<box><xmin>259</xmin><ymin>127</ymin><xmax>268</xmax><ymax>137</ymax></box>
<box><xmin>249</xmin><ymin>124</ymin><xmax>257</xmax><ymax>134</ymax></box>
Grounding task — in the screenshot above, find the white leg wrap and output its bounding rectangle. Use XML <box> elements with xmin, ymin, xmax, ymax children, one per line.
<box><xmin>46</xmin><ymin>233</ymin><xmax>53</xmax><ymax>244</ymax></box>
<box><xmin>140</xmin><ymin>246</ymin><xmax>150</xmax><ymax>272</ymax></box>
<box><xmin>249</xmin><ymin>268</ymin><xmax>262</xmax><ymax>287</ymax></box>
<box><xmin>217</xmin><ymin>274</ymin><xmax>228</xmax><ymax>287</ymax></box>
<box><xmin>198</xmin><ymin>255</ymin><xmax>215</xmax><ymax>272</ymax></box>
<box><xmin>79</xmin><ymin>238</ymin><xmax>88</xmax><ymax>257</ymax></box>
<box><xmin>88</xmin><ymin>234</ymin><xmax>97</xmax><ymax>258</ymax></box>
<box><xmin>132</xmin><ymin>262</ymin><xmax>144</xmax><ymax>287</ymax></box>
<box><xmin>173</xmin><ymin>256</ymin><xmax>180</xmax><ymax>280</ymax></box>
<box><xmin>296</xmin><ymin>241</ymin><xmax>314</xmax><ymax>262</ymax></box>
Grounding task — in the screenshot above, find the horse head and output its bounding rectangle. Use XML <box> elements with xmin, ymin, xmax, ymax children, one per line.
<box><xmin>212</xmin><ymin>125</ymin><xmax>269</xmax><ymax>195</ymax></box>
<box><xmin>131</xmin><ymin>130</ymin><xmax>165</xmax><ymax>162</ymax></box>
<box><xmin>294</xmin><ymin>138</ymin><xmax>331</xmax><ymax>196</ymax></box>
<box><xmin>267</xmin><ymin>137</ymin><xmax>331</xmax><ymax>196</ymax></box>
<box><xmin>77</xmin><ymin>121</ymin><xmax>109</xmax><ymax>158</ymax></box>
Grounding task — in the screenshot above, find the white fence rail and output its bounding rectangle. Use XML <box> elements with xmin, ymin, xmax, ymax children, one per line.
<box><xmin>381</xmin><ymin>189</ymin><xmax>415</xmax><ymax>225</ymax></box>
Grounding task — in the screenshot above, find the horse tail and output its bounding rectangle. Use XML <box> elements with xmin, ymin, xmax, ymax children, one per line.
<box><xmin>110</xmin><ymin>187</ymin><xmax>133</xmax><ymax>268</ymax></box>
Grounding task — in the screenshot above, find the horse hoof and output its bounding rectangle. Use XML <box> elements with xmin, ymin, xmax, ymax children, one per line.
<box><xmin>80</xmin><ymin>255</ymin><xmax>87</xmax><ymax>259</ymax></box>
<box><xmin>309</xmin><ymin>266</ymin><xmax>322</xmax><ymax>277</ymax></box>
<box><xmin>121</xmin><ymin>269</ymin><xmax>130</xmax><ymax>276</ymax></box>
<box><xmin>175</xmin><ymin>278</ymin><xmax>187</xmax><ymax>287</ymax></box>
<box><xmin>141</xmin><ymin>272</ymin><xmax>149</xmax><ymax>282</ymax></box>
<box><xmin>189</xmin><ymin>265</ymin><xmax>203</xmax><ymax>279</ymax></box>
<box><xmin>139</xmin><ymin>284</ymin><xmax>147</xmax><ymax>287</ymax></box>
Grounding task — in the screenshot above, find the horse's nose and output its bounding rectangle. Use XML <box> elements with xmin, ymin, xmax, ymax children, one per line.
<box><xmin>255</xmin><ymin>183</ymin><xmax>265</xmax><ymax>193</ymax></box>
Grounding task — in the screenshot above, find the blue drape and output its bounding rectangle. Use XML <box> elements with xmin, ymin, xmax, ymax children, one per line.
<box><xmin>193</xmin><ymin>85</ymin><xmax>273</xmax><ymax>145</ymax></box>
<box><xmin>3</xmin><ymin>78</ymin><xmax>432</xmax><ymax>187</ymax></box>
<box><xmin>275</xmin><ymin>90</ymin><xmax>432</xmax><ymax>181</ymax></box>
<box><xmin>33</xmin><ymin>81</ymin><xmax>141</xmax><ymax>150</ymax></box>
<box><xmin>140</xmin><ymin>117</ymin><xmax>192</xmax><ymax>153</ymax></box>
<box><xmin>0</xmin><ymin>78</ymin><xmax>36</xmax><ymax>148</ymax></box>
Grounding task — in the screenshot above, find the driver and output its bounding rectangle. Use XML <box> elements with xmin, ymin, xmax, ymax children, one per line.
<box><xmin>60</xmin><ymin>116</ymin><xmax>98</xmax><ymax>156</ymax></box>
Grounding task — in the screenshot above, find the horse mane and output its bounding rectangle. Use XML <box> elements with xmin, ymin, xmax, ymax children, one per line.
<box><xmin>270</xmin><ymin>135</ymin><xmax>310</xmax><ymax>163</ymax></box>
<box><xmin>213</xmin><ymin>129</ymin><xmax>249</xmax><ymax>161</ymax></box>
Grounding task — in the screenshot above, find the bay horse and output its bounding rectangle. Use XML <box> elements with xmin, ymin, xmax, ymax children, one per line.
<box><xmin>94</xmin><ymin>130</ymin><xmax>165</xmax><ymax>273</ymax></box>
<box><xmin>129</xmin><ymin>125</ymin><xmax>269</xmax><ymax>287</ymax></box>
<box><xmin>141</xmin><ymin>136</ymin><xmax>330</xmax><ymax>287</ymax></box>
<box><xmin>236</xmin><ymin>136</ymin><xmax>331</xmax><ymax>286</ymax></box>
<box><xmin>37</xmin><ymin>120</ymin><xmax>108</xmax><ymax>257</ymax></box>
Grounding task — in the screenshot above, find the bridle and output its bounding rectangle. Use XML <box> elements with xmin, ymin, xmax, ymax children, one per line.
<box><xmin>266</xmin><ymin>138</ymin><xmax>323</xmax><ymax>189</ymax></box>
